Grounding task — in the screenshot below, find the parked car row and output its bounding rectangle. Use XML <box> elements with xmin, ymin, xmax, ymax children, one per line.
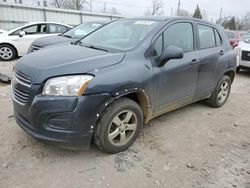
<box><xmin>224</xmin><ymin>30</ymin><xmax>250</xmax><ymax>72</ymax></box>
<box><xmin>0</xmin><ymin>21</ymin><xmax>106</xmax><ymax>61</ymax></box>
<box><xmin>11</xmin><ymin>17</ymin><xmax>236</xmax><ymax>153</ymax></box>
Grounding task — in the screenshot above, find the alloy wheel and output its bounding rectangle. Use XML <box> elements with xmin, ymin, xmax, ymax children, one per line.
<box><xmin>108</xmin><ymin>110</ymin><xmax>138</xmax><ymax>146</ymax></box>
<box><xmin>0</xmin><ymin>47</ymin><xmax>13</xmax><ymax>60</ymax></box>
<box><xmin>217</xmin><ymin>80</ymin><xmax>229</xmax><ymax>104</ymax></box>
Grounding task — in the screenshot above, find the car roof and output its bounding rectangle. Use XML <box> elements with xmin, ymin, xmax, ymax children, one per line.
<box><xmin>124</xmin><ymin>16</ymin><xmax>217</xmax><ymax>26</ymax></box>
<box><xmin>28</xmin><ymin>22</ymin><xmax>71</xmax><ymax>26</ymax></box>
<box><xmin>5</xmin><ymin>22</ymin><xmax>72</xmax><ymax>34</ymax></box>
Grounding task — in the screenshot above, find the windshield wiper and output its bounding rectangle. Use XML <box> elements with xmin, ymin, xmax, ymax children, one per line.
<box><xmin>81</xmin><ymin>43</ymin><xmax>109</xmax><ymax>52</ymax></box>
<box><xmin>63</xmin><ymin>34</ymin><xmax>73</xmax><ymax>38</ymax></box>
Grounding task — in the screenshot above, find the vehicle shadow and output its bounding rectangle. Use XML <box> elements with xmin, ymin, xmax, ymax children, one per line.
<box><xmin>237</xmin><ymin>70</ymin><xmax>250</xmax><ymax>77</ymax></box>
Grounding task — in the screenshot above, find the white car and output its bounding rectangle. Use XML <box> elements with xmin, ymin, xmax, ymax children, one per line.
<box><xmin>238</xmin><ymin>39</ymin><xmax>250</xmax><ymax>72</ymax></box>
<box><xmin>0</xmin><ymin>29</ymin><xmax>7</xmax><ymax>35</ymax></box>
<box><xmin>0</xmin><ymin>22</ymin><xmax>72</xmax><ymax>61</ymax></box>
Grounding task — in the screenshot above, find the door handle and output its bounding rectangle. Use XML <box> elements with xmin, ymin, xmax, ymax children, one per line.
<box><xmin>189</xmin><ymin>59</ymin><xmax>199</xmax><ymax>65</ymax></box>
<box><xmin>219</xmin><ymin>50</ymin><xmax>224</xmax><ymax>55</ymax></box>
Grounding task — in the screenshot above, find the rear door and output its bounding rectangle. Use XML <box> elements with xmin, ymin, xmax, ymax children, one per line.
<box><xmin>194</xmin><ymin>24</ymin><xmax>224</xmax><ymax>99</ymax></box>
<box><xmin>152</xmin><ymin>21</ymin><xmax>199</xmax><ymax>114</ymax></box>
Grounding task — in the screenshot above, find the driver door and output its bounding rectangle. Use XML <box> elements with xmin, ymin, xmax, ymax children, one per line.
<box><xmin>152</xmin><ymin>22</ymin><xmax>199</xmax><ymax>115</ymax></box>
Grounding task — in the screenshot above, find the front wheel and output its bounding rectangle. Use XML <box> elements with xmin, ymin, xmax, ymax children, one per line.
<box><xmin>93</xmin><ymin>98</ymin><xmax>143</xmax><ymax>153</ymax></box>
<box><xmin>207</xmin><ymin>75</ymin><xmax>231</xmax><ymax>108</ymax></box>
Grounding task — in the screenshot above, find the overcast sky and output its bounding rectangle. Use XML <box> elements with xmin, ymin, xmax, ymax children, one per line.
<box><xmin>92</xmin><ymin>0</ymin><xmax>250</xmax><ymax>21</ymax></box>
<box><xmin>15</xmin><ymin>0</ymin><xmax>250</xmax><ymax>22</ymax></box>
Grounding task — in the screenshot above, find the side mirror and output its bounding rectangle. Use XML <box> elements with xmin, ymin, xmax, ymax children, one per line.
<box><xmin>159</xmin><ymin>46</ymin><xmax>184</xmax><ymax>67</ymax></box>
<box><xmin>19</xmin><ymin>31</ymin><xmax>25</xmax><ymax>37</ymax></box>
<box><xmin>245</xmin><ymin>38</ymin><xmax>250</xmax><ymax>43</ymax></box>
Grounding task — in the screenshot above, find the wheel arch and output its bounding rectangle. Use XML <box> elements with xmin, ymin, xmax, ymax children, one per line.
<box><xmin>224</xmin><ymin>69</ymin><xmax>235</xmax><ymax>83</ymax></box>
<box><xmin>113</xmin><ymin>89</ymin><xmax>153</xmax><ymax>123</ymax></box>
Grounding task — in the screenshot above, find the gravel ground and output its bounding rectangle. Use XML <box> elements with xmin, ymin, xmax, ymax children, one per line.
<box><xmin>0</xmin><ymin>60</ymin><xmax>250</xmax><ymax>188</ymax></box>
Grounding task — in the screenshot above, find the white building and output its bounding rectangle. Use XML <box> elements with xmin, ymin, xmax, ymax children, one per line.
<box><xmin>0</xmin><ymin>0</ymin><xmax>54</xmax><ymax>7</ymax></box>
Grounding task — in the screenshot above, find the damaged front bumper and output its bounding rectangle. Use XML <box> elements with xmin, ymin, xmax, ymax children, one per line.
<box><xmin>13</xmin><ymin>93</ymin><xmax>113</xmax><ymax>149</ymax></box>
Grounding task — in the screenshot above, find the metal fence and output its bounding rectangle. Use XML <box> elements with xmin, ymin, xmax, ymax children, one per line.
<box><xmin>0</xmin><ymin>3</ymin><xmax>123</xmax><ymax>29</ymax></box>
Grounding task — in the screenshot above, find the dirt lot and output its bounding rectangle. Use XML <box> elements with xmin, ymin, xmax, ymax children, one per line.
<box><xmin>0</xmin><ymin>60</ymin><xmax>250</xmax><ymax>188</ymax></box>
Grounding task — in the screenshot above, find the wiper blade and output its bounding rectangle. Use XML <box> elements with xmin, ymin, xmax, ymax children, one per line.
<box><xmin>82</xmin><ymin>44</ymin><xmax>108</xmax><ymax>52</ymax></box>
<box><xmin>63</xmin><ymin>34</ymin><xmax>73</xmax><ymax>38</ymax></box>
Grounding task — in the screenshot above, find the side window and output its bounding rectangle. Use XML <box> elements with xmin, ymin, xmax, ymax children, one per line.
<box><xmin>22</xmin><ymin>25</ymin><xmax>38</xmax><ymax>34</ymax></box>
<box><xmin>198</xmin><ymin>25</ymin><xmax>216</xmax><ymax>49</ymax></box>
<box><xmin>163</xmin><ymin>23</ymin><xmax>194</xmax><ymax>53</ymax></box>
<box><xmin>49</xmin><ymin>24</ymin><xmax>67</xmax><ymax>33</ymax></box>
<box><xmin>153</xmin><ymin>34</ymin><xmax>163</xmax><ymax>56</ymax></box>
<box><xmin>13</xmin><ymin>24</ymin><xmax>47</xmax><ymax>35</ymax></box>
<box><xmin>214</xmin><ymin>29</ymin><xmax>222</xmax><ymax>46</ymax></box>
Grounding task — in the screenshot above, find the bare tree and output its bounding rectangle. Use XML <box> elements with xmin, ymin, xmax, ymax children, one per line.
<box><xmin>109</xmin><ymin>7</ymin><xmax>120</xmax><ymax>15</ymax></box>
<box><xmin>217</xmin><ymin>13</ymin><xmax>250</xmax><ymax>31</ymax></box>
<box><xmin>63</xmin><ymin>0</ymin><xmax>88</xmax><ymax>10</ymax></box>
<box><xmin>54</xmin><ymin>0</ymin><xmax>65</xmax><ymax>8</ymax></box>
<box><xmin>145</xmin><ymin>0</ymin><xmax>164</xmax><ymax>16</ymax></box>
<box><xmin>201</xmin><ymin>10</ymin><xmax>208</xmax><ymax>20</ymax></box>
<box><xmin>177</xmin><ymin>9</ymin><xmax>190</xmax><ymax>17</ymax></box>
<box><xmin>237</xmin><ymin>12</ymin><xmax>250</xmax><ymax>31</ymax></box>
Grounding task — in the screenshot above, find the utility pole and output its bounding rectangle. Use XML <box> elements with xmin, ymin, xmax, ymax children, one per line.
<box><xmin>177</xmin><ymin>0</ymin><xmax>181</xmax><ymax>16</ymax></box>
<box><xmin>171</xmin><ymin>7</ymin><xmax>173</xmax><ymax>16</ymax></box>
<box><xmin>103</xmin><ymin>1</ymin><xmax>107</xmax><ymax>13</ymax></box>
<box><xmin>90</xmin><ymin>0</ymin><xmax>93</xmax><ymax>12</ymax></box>
<box><xmin>219</xmin><ymin>7</ymin><xmax>223</xmax><ymax>19</ymax></box>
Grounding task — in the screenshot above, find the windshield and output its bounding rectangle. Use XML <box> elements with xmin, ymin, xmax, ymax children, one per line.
<box><xmin>80</xmin><ymin>19</ymin><xmax>160</xmax><ymax>51</ymax></box>
<box><xmin>63</xmin><ymin>22</ymin><xmax>103</xmax><ymax>39</ymax></box>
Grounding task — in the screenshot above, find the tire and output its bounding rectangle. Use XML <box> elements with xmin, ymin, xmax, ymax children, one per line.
<box><xmin>0</xmin><ymin>44</ymin><xmax>17</xmax><ymax>61</ymax></box>
<box><xmin>207</xmin><ymin>75</ymin><xmax>231</xmax><ymax>108</ymax></box>
<box><xmin>93</xmin><ymin>98</ymin><xmax>143</xmax><ymax>154</ymax></box>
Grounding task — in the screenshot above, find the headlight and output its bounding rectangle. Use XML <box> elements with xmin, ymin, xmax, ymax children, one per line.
<box><xmin>42</xmin><ymin>75</ymin><xmax>93</xmax><ymax>96</ymax></box>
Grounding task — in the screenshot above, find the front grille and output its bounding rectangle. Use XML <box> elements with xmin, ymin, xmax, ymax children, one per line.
<box><xmin>12</xmin><ymin>70</ymin><xmax>31</xmax><ymax>105</ymax></box>
<box><xmin>14</xmin><ymin>71</ymin><xmax>32</xmax><ymax>87</ymax></box>
<box><xmin>242</xmin><ymin>50</ymin><xmax>250</xmax><ymax>61</ymax></box>
<box><xmin>12</xmin><ymin>87</ymin><xmax>29</xmax><ymax>105</ymax></box>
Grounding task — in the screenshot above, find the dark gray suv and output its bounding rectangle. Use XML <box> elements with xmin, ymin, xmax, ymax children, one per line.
<box><xmin>12</xmin><ymin>17</ymin><xmax>236</xmax><ymax>153</ymax></box>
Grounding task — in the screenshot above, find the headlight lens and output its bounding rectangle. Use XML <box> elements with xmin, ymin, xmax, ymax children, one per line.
<box><xmin>42</xmin><ymin>75</ymin><xmax>93</xmax><ymax>96</ymax></box>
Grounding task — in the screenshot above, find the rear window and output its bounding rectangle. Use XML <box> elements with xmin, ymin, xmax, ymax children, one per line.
<box><xmin>198</xmin><ymin>25</ymin><xmax>216</xmax><ymax>49</ymax></box>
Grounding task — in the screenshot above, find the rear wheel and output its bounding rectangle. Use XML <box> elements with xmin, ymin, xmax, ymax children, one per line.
<box><xmin>0</xmin><ymin>44</ymin><xmax>17</xmax><ymax>61</ymax></box>
<box><xmin>93</xmin><ymin>98</ymin><xmax>143</xmax><ymax>153</ymax></box>
<box><xmin>207</xmin><ymin>75</ymin><xmax>231</xmax><ymax>108</ymax></box>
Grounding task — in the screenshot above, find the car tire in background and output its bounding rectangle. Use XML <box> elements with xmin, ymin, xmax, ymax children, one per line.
<box><xmin>207</xmin><ymin>75</ymin><xmax>231</xmax><ymax>108</ymax></box>
<box><xmin>0</xmin><ymin>44</ymin><xmax>17</xmax><ymax>61</ymax></box>
<box><xmin>93</xmin><ymin>98</ymin><xmax>143</xmax><ymax>154</ymax></box>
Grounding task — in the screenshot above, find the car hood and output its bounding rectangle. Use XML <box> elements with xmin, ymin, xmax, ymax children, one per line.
<box><xmin>239</xmin><ymin>41</ymin><xmax>250</xmax><ymax>50</ymax></box>
<box><xmin>15</xmin><ymin>44</ymin><xmax>125</xmax><ymax>84</ymax></box>
<box><xmin>32</xmin><ymin>35</ymin><xmax>75</xmax><ymax>47</ymax></box>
